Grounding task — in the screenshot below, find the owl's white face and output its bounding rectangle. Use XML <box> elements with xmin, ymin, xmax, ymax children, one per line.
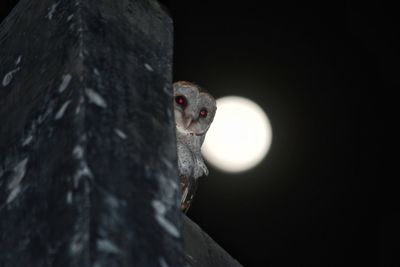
<box><xmin>173</xmin><ymin>81</ymin><xmax>217</xmax><ymax>136</ymax></box>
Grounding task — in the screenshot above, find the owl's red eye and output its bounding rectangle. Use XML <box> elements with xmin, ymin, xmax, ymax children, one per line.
<box><xmin>175</xmin><ymin>95</ymin><xmax>187</xmax><ymax>107</ymax></box>
<box><xmin>199</xmin><ymin>109</ymin><xmax>208</xmax><ymax>118</ymax></box>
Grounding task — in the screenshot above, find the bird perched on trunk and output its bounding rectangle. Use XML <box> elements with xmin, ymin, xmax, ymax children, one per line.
<box><xmin>173</xmin><ymin>81</ymin><xmax>217</xmax><ymax>213</ymax></box>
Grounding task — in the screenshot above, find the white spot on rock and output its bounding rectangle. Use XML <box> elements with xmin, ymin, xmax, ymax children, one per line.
<box><xmin>66</xmin><ymin>191</ymin><xmax>73</xmax><ymax>204</ymax></box>
<box><xmin>75</xmin><ymin>96</ymin><xmax>84</xmax><ymax>115</ymax></box>
<box><xmin>97</xmin><ymin>239</ymin><xmax>121</xmax><ymax>254</ymax></box>
<box><xmin>37</xmin><ymin>100</ymin><xmax>55</xmax><ymax>124</ymax></box>
<box><xmin>5</xmin><ymin>158</ymin><xmax>28</xmax><ymax>204</ymax></box>
<box><xmin>67</xmin><ymin>14</ymin><xmax>74</xmax><ymax>21</ymax></box>
<box><xmin>105</xmin><ymin>194</ymin><xmax>120</xmax><ymax>208</ymax></box>
<box><xmin>152</xmin><ymin>200</ymin><xmax>180</xmax><ymax>238</ymax></box>
<box><xmin>70</xmin><ymin>240</ymin><xmax>83</xmax><ymax>254</ymax></box>
<box><xmin>186</xmin><ymin>254</ymin><xmax>195</xmax><ymax>261</ymax></box>
<box><xmin>85</xmin><ymin>88</ymin><xmax>107</xmax><ymax>108</ymax></box>
<box><xmin>22</xmin><ymin>135</ymin><xmax>34</xmax><ymax>146</ymax></box>
<box><xmin>59</xmin><ymin>74</ymin><xmax>72</xmax><ymax>93</ymax></box>
<box><xmin>114</xmin><ymin>128</ymin><xmax>127</xmax><ymax>139</ymax></box>
<box><xmin>8</xmin><ymin>158</ymin><xmax>29</xmax><ymax>190</ymax></box>
<box><xmin>73</xmin><ymin>145</ymin><xmax>84</xmax><ymax>159</ymax></box>
<box><xmin>159</xmin><ymin>257</ymin><xmax>170</xmax><ymax>267</ymax></box>
<box><xmin>144</xmin><ymin>63</ymin><xmax>154</xmax><ymax>72</ymax></box>
<box><xmin>15</xmin><ymin>55</ymin><xmax>22</xmax><ymax>65</ymax></box>
<box><xmin>2</xmin><ymin>67</ymin><xmax>20</xmax><ymax>87</ymax></box>
<box><xmin>161</xmin><ymin>157</ymin><xmax>173</xmax><ymax>169</ymax></box>
<box><xmin>163</xmin><ymin>85</ymin><xmax>173</xmax><ymax>96</ymax></box>
<box><xmin>75</xmin><ymin>164</ymin><xmax>92</xmax><ymax>178</ymax></box>
<box><xmin>93</xmin><ymin>68</ymin><xmax>100</xmax><ymax>76</ymax></box>
<box><xmin>152</xmin><ymin>199</ymin><xmax>166</xmax><ymax>215</ymax></box>
<box><xmin>46</xmin><ymin>3</ymin><xmax>59</xmax><ymax>20</ymax></box>
<box><xmin>70</xmin><ymin>233</ymin><xmax>88</xmax><ymax>254</ymax></box>
<box><xmin>74</xmin><ymin>163</ymin><xmax>93</xmax><ymax>188</ymax></box>
<box><xmin>54</xmin><ymin>100</ymin><xmax>71</xmax><ymax>120</ymax></box>
<box><xmin>72</xmin><ymin>145</ymin><xmax>93</xmax><ymax>187</ymax></box>
<box><xmin>157</xmin><ymin>174</ymin><xmax>178</xmax><ymax>208</ymax></box>
<box><xmin>7</xmin><ymin>186</ymin><xmax>21</xmax><ymax>204</ymax></box>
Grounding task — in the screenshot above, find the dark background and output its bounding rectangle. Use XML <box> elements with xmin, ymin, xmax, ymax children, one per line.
<box><xmin>1</xmin><ymin>1</ymin><xmax>394</xmax><ymax>266</ymax></box>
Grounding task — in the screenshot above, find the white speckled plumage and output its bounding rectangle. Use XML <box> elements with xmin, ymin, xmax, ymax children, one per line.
<box><xmin>173</xmin><ymin>81</ymin><xmax>216</xmax><ymax>212</ymax></box>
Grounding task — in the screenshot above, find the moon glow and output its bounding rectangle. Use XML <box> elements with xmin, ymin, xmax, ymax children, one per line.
<box><xmin>202</xmin><ymin>96</ymin><xmax>273</xmax><ymax>173</ymax></box>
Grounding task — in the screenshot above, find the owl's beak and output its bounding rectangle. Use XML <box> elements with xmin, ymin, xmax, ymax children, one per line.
<box><xmin>184</xmin><ymin>116</ymin><xmax>193</xmax><ymax>129</ymax></box>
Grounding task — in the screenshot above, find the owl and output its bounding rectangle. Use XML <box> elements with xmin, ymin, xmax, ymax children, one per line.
<box><xmin>173</xmin><ymin>81</ymin><xmax>217</xmax><ymax>213</ymax></box>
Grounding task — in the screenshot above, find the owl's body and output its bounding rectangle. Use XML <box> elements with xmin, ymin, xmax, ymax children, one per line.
<box><xmin>173</xmin><ymin>81</ymin><xmax>216</xmax><ymax>213</ymax></box>
<box><xmin>176</xmin><ymin>134</ymin><xmax>208</xmax><ymax>179</ymax></box>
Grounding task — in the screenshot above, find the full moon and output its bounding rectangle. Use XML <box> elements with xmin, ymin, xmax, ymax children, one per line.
<box><xmin>202</xmin><ymin>96</ymin><xmax>272</xmax><ymax>173</ymax></box>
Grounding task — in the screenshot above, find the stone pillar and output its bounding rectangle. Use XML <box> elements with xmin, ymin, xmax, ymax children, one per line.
<box><xmin>0</xmin><ymin>0</ymin><xmax>181</xmax><ymax>266</ymax></box>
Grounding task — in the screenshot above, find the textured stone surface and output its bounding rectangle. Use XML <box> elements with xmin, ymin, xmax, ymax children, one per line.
<box><xmin>0</xmin><ymin>0</ymin><xmax>181</xmax><ymax>266</ymax></box>
<box><xmin>183</xmin><ymin>215</ymin><xmax>243</xmax><ymax>267</ymax></box>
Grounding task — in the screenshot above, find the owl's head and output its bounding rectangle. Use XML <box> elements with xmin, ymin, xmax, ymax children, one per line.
<box><xmin>173</xmin><ymin>81</ymin><xmax>217</xmax><ymax>136</ymax></box>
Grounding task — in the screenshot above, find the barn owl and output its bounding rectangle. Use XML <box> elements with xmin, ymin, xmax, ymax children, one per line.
<box><xmin>173</xmin><ymin>81</ymin><xmax>217</xmax><ymax>213</ymax></box>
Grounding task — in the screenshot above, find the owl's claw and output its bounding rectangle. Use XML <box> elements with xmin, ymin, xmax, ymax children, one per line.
<box><xmin>179</xmin><ymin>174</ymin><xmax>198</xmax><ymax>213</ymax></box>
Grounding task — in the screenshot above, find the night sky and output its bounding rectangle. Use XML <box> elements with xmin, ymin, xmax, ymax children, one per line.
<box><xmin>168</xmin><ymin>2</ymin><xmax>389</xmax><ymax>266</ymax></box>
<box><xmin>1</xmin><ymin>1</ymin><xmax>393</xmax><ymax>266</ymax></box>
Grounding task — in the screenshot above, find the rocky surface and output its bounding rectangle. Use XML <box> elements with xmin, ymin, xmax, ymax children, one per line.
<box><xmin>0</xmin><ymin>0</ymin><xmax>181</xmax><ymax>266</ymax></box>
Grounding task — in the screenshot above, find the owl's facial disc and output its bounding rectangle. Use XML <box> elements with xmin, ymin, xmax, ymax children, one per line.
<box><xmin>173</xmin><ymin>81</ymin><xmax>216</xmax><ymax>136</ymax></box>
